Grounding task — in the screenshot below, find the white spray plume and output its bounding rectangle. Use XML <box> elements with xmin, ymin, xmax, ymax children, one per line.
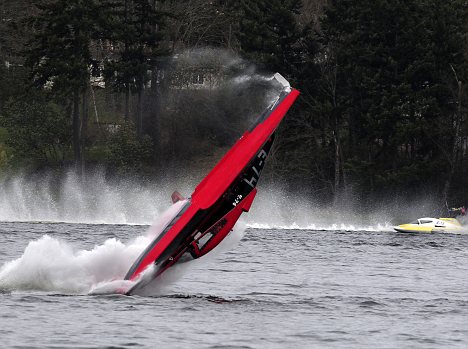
<box><xmin>0</xmin><ymin>198</ymin><xmax>194</xmax><ymax>294</ymax></box>
<box><xmin>0</xmin><ymin>234</ymin><xmax>150</xmax><ymax>293</ymax></box>
<box><xmin>0</xmin><ymin>219</ymin><xmax>248</xmax><ymax>295</ymax></box>
<box><xmin>0</xmin><ymin>171</ymin><xmax>196</xmax><ymax>225</ymax></box>
<box><xmin>0</xmin><ymin>170</ymin><xmax>428</xmax><ymax>231</ymax></box>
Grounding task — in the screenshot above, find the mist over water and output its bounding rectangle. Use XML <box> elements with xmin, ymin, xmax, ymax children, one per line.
<box><xmin>0</xmin><ymin>167</ymin><xmax>448</xmax><ymax>232</ymax></box>
<box><xmin>0</xmin><ymin>171</ymin><xmax>194</xmax><ymax>225</ymax></box>
<box><xmin>0</xmin><ymin>170</ymin><xmax>405</xmax><ymax>230</ymax></box>
<box><xmin>0</xmin><ymin>169</ymin><xmax>404</xmax><ymax>295</ymax></box>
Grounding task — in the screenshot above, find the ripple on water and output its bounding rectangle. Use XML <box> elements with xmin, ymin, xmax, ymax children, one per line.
<box><xmin>0</xmin><ymin>224</ymin><xmax>468</xmax><ymax>348</ymax></box>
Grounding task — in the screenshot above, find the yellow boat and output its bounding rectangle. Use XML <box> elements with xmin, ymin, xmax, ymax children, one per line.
<box><xmin>394</xmin><ymin>217</ymin><xmax>462</xmax><ymax>233</ymax></box>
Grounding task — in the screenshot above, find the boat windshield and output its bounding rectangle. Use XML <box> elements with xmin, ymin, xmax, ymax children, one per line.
<box><xmin>419</xmin><ymin>219</ymin><xmax>433</xmax><ymax>224</ymax></box>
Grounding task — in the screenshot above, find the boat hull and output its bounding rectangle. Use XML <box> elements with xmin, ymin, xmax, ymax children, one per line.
<box><xmin>123</xmin><ymin>81</ymin><xmax>299</xmax><ymax>295</ymax></box>
<box><xmin>394</xmin><ymin>218</ymin><xmax>462</xmax><ymax>233</ymax></box>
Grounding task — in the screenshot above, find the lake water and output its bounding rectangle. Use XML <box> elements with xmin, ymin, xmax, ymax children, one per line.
<box><xmin>1</xmin><ymin>221</ymin><xmax>467</xmax><ymax>348</ymax></box>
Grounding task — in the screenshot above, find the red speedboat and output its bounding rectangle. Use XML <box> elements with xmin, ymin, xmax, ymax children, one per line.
<box><xmin>124</xmin><ymin>73</ymin><xmax>299</xmax><ymax>295</ymax></box>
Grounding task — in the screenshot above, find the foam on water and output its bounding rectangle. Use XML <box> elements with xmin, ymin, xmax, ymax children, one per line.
<box><xmin>0</xmin><ymin>234</ymin><xmax>150</xmax><ymax>293</ymax></box>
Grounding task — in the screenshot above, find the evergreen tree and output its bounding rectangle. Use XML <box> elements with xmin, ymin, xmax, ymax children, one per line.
<box><xmin>166</xmin><ymin>0</ymin><xmax>238</xmax><ymax>49</ymax></box>
<box><xmin>103</xmin><ymin>0</ymin><xmax>169</xmax><ymax>138</ymax></box>
<box><xmin>0</xmin><ymin>1</ymin><xmax>36</xmax><ymax>114</ymax></box>
<box><xmin>237</xmin><ymin>0</ymin><xmax>305</xmax><ymax>79</ymax></box>
<box><xmin>319</xmin><ymin>0</ymin><xmax>468</xmax><ymax>202</ymax></box>
<box><xmin>26</xmin><ymin>0</ymin><xmax>107</xmax><ymax>171</ymax></box>
<box><xmin>0</xmin><ymin>92</ymin><xmax>70</xmax><ymax>164</ymax></box>
<box><xmin>423</xmin><ymin>0</ymin><xmax>468</xmax><ymax>204</ymax></box>
<box><xmin>236</xmin><ymin>0</ymin><xmax>327</xmax><ymax>197</ymax></box>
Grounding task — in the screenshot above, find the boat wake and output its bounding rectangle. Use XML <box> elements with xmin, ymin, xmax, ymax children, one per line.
<box><xmin>247</xmin><ymin>222</ymin><xmax>394</xmax><ymax>232</ymax></box>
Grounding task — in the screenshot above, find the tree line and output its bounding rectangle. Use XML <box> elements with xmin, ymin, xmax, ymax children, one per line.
<box><xmin>0</xmin><ymin>0</ymin><xmax>467</xmax><ymax>208</ymax></box>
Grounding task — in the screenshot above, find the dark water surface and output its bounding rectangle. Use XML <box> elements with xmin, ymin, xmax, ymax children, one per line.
<box><xmin>1</xmin><ymin>222</ymin><xmax>468</xmax><ymax>348</ymax></box>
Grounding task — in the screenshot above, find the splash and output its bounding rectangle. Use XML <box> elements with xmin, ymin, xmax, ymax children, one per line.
<box><xmin>0</xmin><ymin>171</ymin><xmax>417</xmax><ymax>232</ymax></box>
<box><xmin>129</xmin><ymin>222</ymin><xmax>248</xmax><ymax>296</ymax></box>
<box><xmin>0</xmin><ymin>234</ymin><xmax>149</xmax><ymax>293</ymax></box>
<box><xmin>247</xmin><ymin>186</ymin><xmax>397</xmax><ymax>232</ymax></box>
<box><xmin>0</xmin><ymin>171</ymin><xmax>195</xmax><ymax>225</ymax></box>
<box><xmin>247</xmin><ymin>222</ymin><xmax>394</xmax><ymax>232</ymax></box>
<box><xmin>0</xmin><ymin>206</ymin><xmax>247</xmax><ymax>295</ymax></box>
<box><xmin>0</xmin><ymin>200</ymin><xmax>184</xmax><ymax>294</ymax></box>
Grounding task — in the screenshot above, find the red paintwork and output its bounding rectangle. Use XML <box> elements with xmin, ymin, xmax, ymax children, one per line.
<box><xmin>126</xmin><ymin>88</ymin><xmax>300</xmax><ymax>281</ymax></box>
<box><xmin>193</xmin><ymin>89</ymin><xmax>300</xmax><ymax>209</ymax></box>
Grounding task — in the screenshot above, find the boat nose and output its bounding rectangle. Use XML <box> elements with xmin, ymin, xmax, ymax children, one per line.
<box><xmin>393</xmin><ymin>224</ymin><xmax>411</xmax><ymax>232</ymax></box>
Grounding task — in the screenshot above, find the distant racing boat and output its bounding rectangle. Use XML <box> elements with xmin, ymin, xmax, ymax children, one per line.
<box><xmin>394</xmin><ymin>217</ymin><xmax>462</xmax><ymax>233</ymax></box>
<box><xmin>122</xmin><ymin>73</ymin><xmax>299</xmax><ymax>295</ymax></box>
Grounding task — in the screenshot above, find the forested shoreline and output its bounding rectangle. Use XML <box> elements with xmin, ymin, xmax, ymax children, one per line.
<box><xmin>0</xmin><ymin>0</ymin><xmax>467</xmax><ymax>209</ymax></box>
